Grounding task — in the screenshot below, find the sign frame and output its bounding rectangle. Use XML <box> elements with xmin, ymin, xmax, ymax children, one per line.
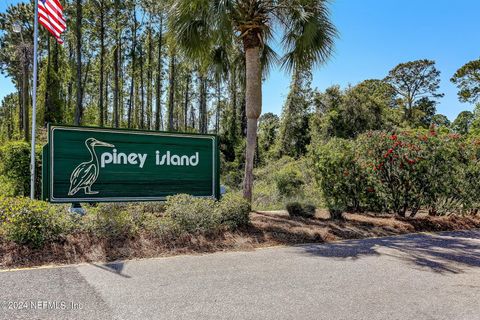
<box><xmin>43</xmin><ymin>124</ymin><xmax>220</xmax><ymax>203</ymax></box>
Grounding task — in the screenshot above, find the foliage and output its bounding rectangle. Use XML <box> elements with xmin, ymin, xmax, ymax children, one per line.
<box><xmin>310</xmin><ymin>80</ymin><xmax>399</xmax><ymax>140</ymax></box>
<box><xmin>356</xmin><ymin>131</ymin><xmax>466</xmax><ymax>216</ymax></box>
<box><xmin>431</xmin><ymin>114</ymin><xmax>451</xmax><ymax>128</ymax></box>
<box><xmin>86</xmin><ymin>203</ymin><xmax>144</xmax><ymax>238</ymax></box>
<box><xmin>452</xmin><ymin>111</ymin><xmax>474</xmax><ymax>134</ymax></box>
<box><xmin>274</xmin><ymin>165</ymin><xmax>305</xmax><ymax>198</ymax></box>
<box><xmin>310</xmin><ymin>138</ymin><xmax>368</xmax><ymax>213</ymax></box>
<box><xmin>164</xmin><ymin>194</ymin><xmax>220</xmax><ymax>234</ymax></box>
<box><xmin>0</xmin><ymin>197</ymin><xmax>73</xmax><ymax>248</ymax></box>
<box><xmin>385</xmin><ymin>59</ymin><xmax>443</xmax><ymax>124</ymax></box>
<box><xmin>310</xmin><ymin>129</ymin><xmax>480</xmax><ymax>217</ymax></box>
<box><xmin>276</xmin><ymin>68</ymin><xmax>313</xmax><ymax>158</ymax></box>
<box><xmin>0</xmin><ymin>141</ymin><xmax>41</xmax><ymax>197</ymax></box>
<box><xmin>252</xmin><ymin>157</ymin><xmax>322</xmax><ymax>211</ymax></box>
<box><xmin>216</xmin><ymin>193</ymin><xmax>251</xmax><ymax>229</ymax></box>
<box><xmin>257</xmin><ymin>112</ymin><xmax>280</xmax><ymax>162</ymax></box>
<box><xmin>451</xmin><ymin>58</ymin><xmax>480</xmax><ymax>104</ymax></box>
<box><xmin>286</xmin><ymin>202</ymin><xmax>316</xmax><ymax>218</ymax></box>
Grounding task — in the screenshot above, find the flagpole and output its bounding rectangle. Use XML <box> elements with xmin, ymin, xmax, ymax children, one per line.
<box><xmin>30</xmin><ymin>0</ymin><xmax>39</xmax><ymax>200</ymax></box>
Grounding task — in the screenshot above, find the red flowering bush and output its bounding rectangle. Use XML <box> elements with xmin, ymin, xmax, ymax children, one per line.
<box><xmin>311</xmin><ymin>129</ymin><xmax>479</xmax><ymax>217</ymax></box>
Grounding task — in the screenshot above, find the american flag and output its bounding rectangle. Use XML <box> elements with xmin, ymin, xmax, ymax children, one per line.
<box><xmin>38</xmin><ymin>0</ymin><xmax>66</xmax><ymax>44</ymax></box>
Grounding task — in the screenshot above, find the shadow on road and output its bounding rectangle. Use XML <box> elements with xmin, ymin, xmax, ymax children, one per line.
<box><xmin>89</xmin><ymin>262</ymin><xmax>132</xmax><ymax>278</ymax></box>
<box><xmin>300</xmin><ymin>230</ymin><xmax>480</xmax><ymax>274</ymax></box>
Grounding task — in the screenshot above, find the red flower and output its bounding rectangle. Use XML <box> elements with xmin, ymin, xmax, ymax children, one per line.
<box><xmin>383</xmin><ymin>148</ymin><xmax>394</xmax><ymax>158</ymax></box>
<box><xmin>390</xmin><ymin>134</ymin><xmax>398</xmax><ymax>141</ymax></box>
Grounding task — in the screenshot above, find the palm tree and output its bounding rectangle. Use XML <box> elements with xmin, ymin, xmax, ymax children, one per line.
<box><xmin>170</xmin><ymin>0</ymin><xmax>337</xmax><ymax>202</ymax></box>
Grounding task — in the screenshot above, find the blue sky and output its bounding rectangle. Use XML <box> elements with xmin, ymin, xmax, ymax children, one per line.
<box><xmin>1</xmin><ymin>0</ymin><xmax>479</xmax><ymax>120</ymax></box>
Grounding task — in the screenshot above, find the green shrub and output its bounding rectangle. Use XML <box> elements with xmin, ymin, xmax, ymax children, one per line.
<box><xmin>144</xmin><ymin>216</ymin><xmax>180</xmax><ymax>239</ymax></box>
<box><xmin>286</xmin><ymin>202</ymin><xmax>316</xmax><ymax>218</ymax></box>
<box><xmin>87</xmin><ymin>203</ymin><xmax>148</xmax><ymax>237</ymax></box>
<box><xmin>274</xmin><ymin>165</ymin><xmax>304</xmax><ymax>197</ymax></box>
<box><xmin>216</xmin><ymin>193</ymin><xmax>251</xmax><ymax>229</ymax></box>
<box><xmin>310</xmin><ymin>138</ymin><xmax>368</xmax><ymax>214</ymax></box>
<box><xmin>164</xmin><ymin>194</ymin><xmax>220</xmax><ymax>234</ymax></box>
<box><xmin>0</xmin><ymin>141</ymin><xmax>41</xmax><ymax>197</ymax></box>
<box><xmin>252</xmin><ymin>157</ymin><xmax>322</xmax><ymax>211</ymax></box>
<box><xmin>0</xmin><ymin>197</ymin><xmax>73</xmax><ymax>248</ymax></box>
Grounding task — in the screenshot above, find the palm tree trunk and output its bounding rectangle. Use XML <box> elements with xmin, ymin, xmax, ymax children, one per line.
<box><xmin>243</xmin><ymin>46</ymin><xmax>262</xmax><ymax>202</ymax></box>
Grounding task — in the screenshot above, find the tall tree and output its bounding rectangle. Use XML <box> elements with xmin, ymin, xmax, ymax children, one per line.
<box><xmin>385</xmin><ymin>59</ymin><xmax>443</xmax><ymax>124</ymax></box>
<box><xmin>74</xmin><ymin>0</ymin><xmax>83</xmax><ymax>125</ymax></box>
<box><xmin>452</xmin><ymin>111</ymin><xmax>474</xmax><ymax>134</ymax></box>
<box><xmin>277</xmin><ymin>68</ymin><xmax>313</xmax><ymax>158</ymax></box>
<box><xmin>97</xmin><ymin>0</ymin><xmax>107</xmax><ymax>127</ymax></box>
<box><xmin>170</xmin><ymin>0</ymin><xmax>337</xmax><ymax>202</ymax></box>
<box><xmin>167</xmin><ymin>52</ymin><xmax>175</xmax><ymax>131</ymax></box>
<box><xmin>154</xmin><ymin>14</ymin><xmax>164</xmax><ymax>130</ymax></box>
<box><xmin>112</xmin><ymin>0</ymin><xmax>121</xmax><ymax>128</ymax></box>
<box><xmin>431</xmin><ymin>114</ymin><xmax>450</xmax><ymax>128</ymax></box>
<box><xmin>451</xmin><ymin>58</ymin><xmax>480</xmax><ymax>104</ymax></box>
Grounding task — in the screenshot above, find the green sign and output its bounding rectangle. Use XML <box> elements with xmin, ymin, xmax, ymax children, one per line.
<box><xmin>43</xmin><ymin>125</ymin><xmax>220</xmax><ymax>203</ymax></box>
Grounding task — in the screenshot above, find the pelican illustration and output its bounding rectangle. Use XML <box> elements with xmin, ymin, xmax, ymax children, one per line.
<box><xmin>68</xmin><ymin>138</ymin><xmax>115</xmax><ymax>196</ymax></box>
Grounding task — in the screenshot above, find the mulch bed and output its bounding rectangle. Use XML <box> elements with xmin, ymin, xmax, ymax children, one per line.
<box><xmin>1</xmin><ymin>211</ymin><xmax>479</xmax><ymax>269</ymax></box>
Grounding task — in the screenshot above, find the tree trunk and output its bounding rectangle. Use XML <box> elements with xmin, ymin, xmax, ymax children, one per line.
<box><xmin>113</xmin><ymin>46</ymin><xmax>119</xmax><ymax>128</ymax></box>
<box><xmin>155</xmin><ymin>15</ymin><xmax>163</xmax><ymax>131</ymax></box>
<box><xmin>127</xmin><ymin>7</ymin><xmax>137</xmax><ymax>129</ymax></box>
<box><xmin>199</xmin><ymin>74</ymin><xmax>207</xmax><ymax>133</ymax></box>
<box><xmin>66</xmin><ymin>39</ymin><xmax>73</xmax><ymax>123</ymax></box>
<box><xmin>167</xmin><ymin>53</ymin><xmax>175</xmax><ymax>131</ymax></box>
<box><xmin>44</xmin><ymin>36</ymin><xmax>51</xmax><ymax>126</ymax></box>
<box><xmin>105</xmin><ymin>71</ymin><xmax>109</xmax><ymax>125</ymax></box>
<box><xmin>215</xmin><ymin>80</ymin><xmax>220</xmax><ymax>134</ymax></box>
<box><xmin>139</xmin><ymin>43</ymin><xmax>145</xmax><ymax>129</ymax></box>
<box><xmin>113</xmin><ymin>0</ymin><xmax>120</xmax><ymax>128</ymax></box>
<box><xmin>17</xmin><ymin>78</ymin><xmax>23</xmax><ymax>134</ymax></box>
<box><xmin>74</xmin><ymin>0</ymin><xmax>83</xmax><ymax>125</ymax></box>
<box><xmin>99</xmin><ymin>1</ymin><xmax>105</xmax><ymax>127</ymax></box>
<box><xmin>183</xmin><ymin>74</ymin><xmax>190</xmax><ymax>130</ymax></box>
<box><xmin>242</xmin><ymin>46</ymin><xmax>262</xmax><ymax>202</ymax></box>
<box><xmin>22</xmin><ymin>52</ymin><xmax>29</xmax><ymax>142</ymax></box>
<box><xmin>146</xmin><ymin>19</ymin><xmax>153</xmax><ymax>130</ymax></box>
<box><xmin>229</xmin><ymin>66</ymin><xmax>237</xmax><ymax>139</ymax></box>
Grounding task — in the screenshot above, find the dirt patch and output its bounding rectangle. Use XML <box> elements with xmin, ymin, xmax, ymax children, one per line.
<box><xmin>1</xmin><ymin>212</ymin><xmax>480</xmax><ymax>269</ymax></box>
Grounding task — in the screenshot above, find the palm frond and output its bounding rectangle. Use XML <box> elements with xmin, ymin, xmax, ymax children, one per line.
<box><xmin>278</xmin><ymin>0</ymin><xmax>338</xmax><ymax>73</ymax></box>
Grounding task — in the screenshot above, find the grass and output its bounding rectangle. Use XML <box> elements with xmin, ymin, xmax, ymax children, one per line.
<box><xmin>1</xmin><ymin>209</ymin><xmax>479</xmax><ymax>269</ymax></box>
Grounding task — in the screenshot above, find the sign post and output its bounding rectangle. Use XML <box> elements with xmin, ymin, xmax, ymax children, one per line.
<box><xmin>43</xmin><ymin>125</ymin><xmax>220</xmax><ymax>203</ymax></box>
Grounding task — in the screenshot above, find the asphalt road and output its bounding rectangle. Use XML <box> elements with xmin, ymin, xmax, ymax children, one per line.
<box><xmin>1</xmin><ymin>230</ymin><xmax>479</xmax><ymax>320</ymax></box>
